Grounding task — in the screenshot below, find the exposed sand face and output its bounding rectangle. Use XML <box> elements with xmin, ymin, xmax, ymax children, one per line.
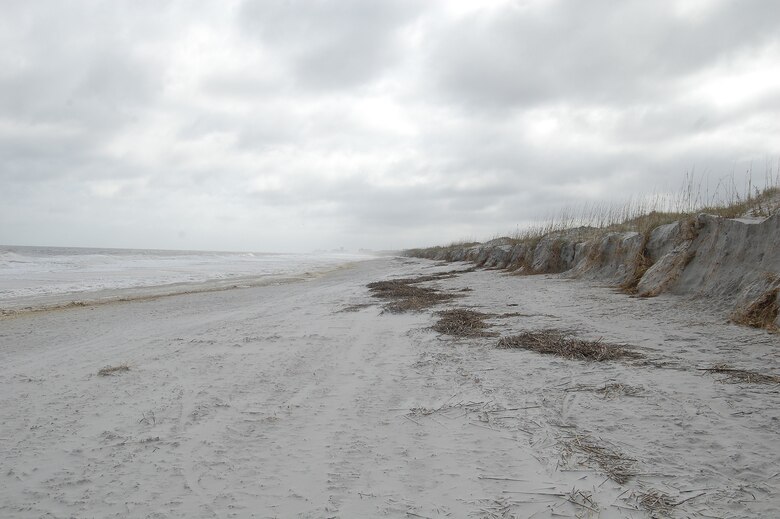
<box><xmin>2</xmin><ymin>257</ymin><xmax>779</xmax><ymax>518</ymax></box>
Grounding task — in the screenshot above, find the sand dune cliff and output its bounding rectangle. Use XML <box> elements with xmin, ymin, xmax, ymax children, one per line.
<box><xmin>408</xmin><ymin>213</ymin><xmax>780</xmax><ymax>330</ymax></box>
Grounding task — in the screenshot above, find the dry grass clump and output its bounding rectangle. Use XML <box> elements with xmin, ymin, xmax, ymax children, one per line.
<box><xmin>432</xmin><ymin>309</ymin><xmax>496</xmax><ymax>338</ymax></box>
<box><xmin>732</xmin><ymin>287</ymin><xmax>779</xmax><ymax>330</ymax></box>
<box><xmin>496</xmin><ymin>329</ymin><xmax>640</xmax><ymax>362</ymax></box>
<box><xmin>367</xmin><ymin>272</ymin><xmax>465</xmax><ymax>313</ymax></box>
<box><xmin>368</xmin><ymin>270</ymin><xmax>472</xmax><ymax>292</ymax></box>
<box><xmin>638</xmin><ymin>490</ymin><xmax>677</xmax><ymax>516</ymax></box>
<box><xmin>561</xmin><ymin>434</ymin><xmax>636</xmax><ymax>484</ymax></box>
<box><xmin>368</xmin><ymin>281</ymin><xmax>456</xmax><ymax>312</ymax></box>
<box><xmin>384</xmin><ymin>294</ymin><xmax>455</xmax><ymax>313</ymax></box>
<box><xmin>700</xmin><ymin>364</ymin><xmax>780</xmax><ymax>384</ymax></box>
<box><xmin>98</xmin><ymin>363</ymin><xmax>130</xmax><ymax>376</ymax></box>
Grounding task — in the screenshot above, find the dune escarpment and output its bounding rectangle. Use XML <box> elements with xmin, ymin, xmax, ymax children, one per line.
<box><xmin>407</xmin><ymin>213</ymin><xmax>780</xmax><ymax>330</ymax></box>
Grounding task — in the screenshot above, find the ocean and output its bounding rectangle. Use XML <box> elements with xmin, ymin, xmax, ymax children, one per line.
<box><xmin>0</xmin><ymin>245</ymin><xmax>374</xmax><ymax>311</ymax></box>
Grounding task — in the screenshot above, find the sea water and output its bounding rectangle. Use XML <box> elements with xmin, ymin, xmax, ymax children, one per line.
<box><xmin>0</xmin><ymin>245</ymin><xmax>374</xmax><ymax>311</ymax></box>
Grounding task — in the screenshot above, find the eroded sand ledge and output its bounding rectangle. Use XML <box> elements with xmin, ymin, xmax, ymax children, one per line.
<box><xmin>1</xmin><ymin>256</ymin><xmax>779</xmax><ymax>517</ymax></box>
<box><xmin>409</xmin><ymin>213</ymin><xmax>780</xmax><ymax>330</ymax></box>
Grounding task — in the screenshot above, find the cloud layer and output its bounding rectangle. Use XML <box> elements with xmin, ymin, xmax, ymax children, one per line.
<box><xmin>2</xmin><ymin>0</ymin><xmax>779</xmax><ymax>251</ymax></box>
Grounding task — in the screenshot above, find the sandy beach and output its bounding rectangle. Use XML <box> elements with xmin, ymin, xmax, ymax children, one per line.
<box><xmin>2</xmin><ymin>256</ymin><xmax>779</xmax><ymax>518</ymax></box>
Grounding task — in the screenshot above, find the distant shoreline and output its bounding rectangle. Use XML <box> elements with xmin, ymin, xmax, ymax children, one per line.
<box><xmin>0</xmin><ymin>259</ymin><xmax>376</xmax><ymax>318</ymax></box>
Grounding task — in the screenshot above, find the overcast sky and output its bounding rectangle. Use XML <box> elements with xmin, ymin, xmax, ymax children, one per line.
<box><xmin>2</xmin><ymin>0</ymin><xmax>779</xmax><ymax>252</ymax></box>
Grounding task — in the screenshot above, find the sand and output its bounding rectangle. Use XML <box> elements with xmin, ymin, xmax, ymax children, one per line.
<box><xmin>2</xmin><ymin>257</ymin><xmax>779</xmax><ymax>518</ymax></box>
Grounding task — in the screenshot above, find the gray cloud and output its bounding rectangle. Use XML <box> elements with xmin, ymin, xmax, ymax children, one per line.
<box><xmin>0</xmin><ymin>3</ymin><xmax>164</xmax><ymax>126</ymax></box>
<box><xmin>1</xmin><ymin>0</ymin><xmax>778</xmax><ymax>251</ymax></box>
<box><xmin>427</xmin><ymin>0</ymin><xmax>780</xmax><ymax>109</ymax></box>
<box><xmin>238</xmin><ymin>0</ymin><xmax>418</xmax><ymax>89</ymax></box>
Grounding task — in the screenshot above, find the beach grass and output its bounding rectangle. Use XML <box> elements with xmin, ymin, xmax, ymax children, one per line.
<box><xmin>408</xmin><ymin>168</ymin><xmax>780</xmax><ymax>257</ymax></box>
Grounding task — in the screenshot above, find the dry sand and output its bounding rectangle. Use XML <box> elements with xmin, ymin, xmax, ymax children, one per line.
<box><xmin>2</xmin><ymin>257</ymin><xmax>779</xmax><ymax>518</ymax></box>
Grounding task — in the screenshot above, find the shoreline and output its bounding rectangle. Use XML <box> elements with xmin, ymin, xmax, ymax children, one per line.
<box><xmin>0</xmin><ymin>259</ymin><xmax>373</xmax><ymax>318</ymax></box>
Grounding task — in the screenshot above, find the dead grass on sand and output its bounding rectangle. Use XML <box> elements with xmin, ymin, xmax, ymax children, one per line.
<box><xmin>732</xmin><ymin>287</ymin><xmax>779</xmax><ymax>331</ymax></box>
<box><xmin>561</xmin><ymin>433</ymin><xmax>636</xmax><ymax>485</ymax></box>
<box><xmin>367</xmin><ymin>271</ymin><xmax>471</xmax><ymax>313</ymax></box>
<box><xmin>432</xmin><ymin>309</ymin><xmax>497</xmax><ymax>338</ymax></box>
<box><xmin>497</xmin><ymin>329</ymin><xmax>641</xmax><ymax>362</ymax></box>
<box><xmin>637</xmin><ymin>489</ymin><xmax>677</xmax><ymax>516</ymax></box>
<box><xmin>98</xmin><ymin>363</ymin><xmax>130</xmax><ymax>376</ymax></box>
<box><xmin>700</xmin><ymin>363</ymin><xmax>780</xmax><ymax>384</ymax></box>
